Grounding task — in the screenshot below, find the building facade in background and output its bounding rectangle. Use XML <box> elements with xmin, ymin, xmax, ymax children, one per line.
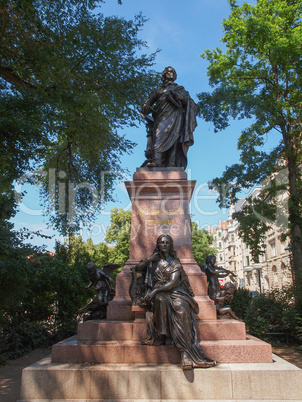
<box><xmin>209</xmin><ymin>187</ymin><xmax>292</xmax><ymax>293</ymax></box>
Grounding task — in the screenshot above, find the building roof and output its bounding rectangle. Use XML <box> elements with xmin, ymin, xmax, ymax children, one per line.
<box><xmin>209</xmin><ymin>221</ymin><xmax>228</xmax><ymax>236</ymax></box>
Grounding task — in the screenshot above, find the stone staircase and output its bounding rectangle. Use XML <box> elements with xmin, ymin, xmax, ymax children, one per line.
<box><xmin>51</xmin><ymin>261</ymin><xmax>272</xmax><ymax>365</ymax></box>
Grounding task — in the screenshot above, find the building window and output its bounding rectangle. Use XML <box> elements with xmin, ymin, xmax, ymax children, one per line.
<box><xmin>218</xmin><ymin>232</ymin><xmax>221</xmax><ymax>237</ymax></box>
<box><xmin>219</xmin><ymin>242</ymin><xmax>222</xmax><ymax>249</ymax></box>
<box><xmin>246</xmin><ymin>256</ymin><xmax>250</xmax><ymax>266</ymax></box>
<box><xmin>270</xmin><ymin>242</ymin><xmax>276</xmax><ymax>257</ymax></box>
<box><xmin>231</xmin><ymin>234</ymin><xmax>235</xmax><ymax>242</ymax></box>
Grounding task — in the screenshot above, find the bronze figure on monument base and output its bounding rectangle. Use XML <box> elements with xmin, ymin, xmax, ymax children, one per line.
<box><xmin>141</xmin><ymin>66</ymin><xmax>197</xmax><ymax>169</ymax></box>
<box><xmin>130</xmin><ymin>235</ymin><xmax>217</xmax><ymax>370</ymax></box>
<box><xmin>202</xmin><ymin>255</ymin><xmax>240</xmax><ymax>320</ymax></box>
<box><xmin>78</xmin><ymin>262</ymin><xmax>119</xmax><ymax>321</ymax></box>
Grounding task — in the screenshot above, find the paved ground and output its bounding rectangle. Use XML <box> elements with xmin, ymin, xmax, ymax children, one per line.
<box><xmin>0</xmin><ymin>344</ymin><xmax>301</xmax><ymax>402</ymax></box>
<box><xmin>272</xmin><ymin>344</ymin><xmax>302</xmax><ymax>369</ymax></box>
<box><xmin>0</xmin><ymin>346</ymin><xmax>52</xmax><ymax>402</ymax></box>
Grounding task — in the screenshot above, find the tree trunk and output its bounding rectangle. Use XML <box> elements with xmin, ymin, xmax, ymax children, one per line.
<box><xmin>287</xmin><ymin>152</ymin><xmax>302</xmax><ymax>314</ymax></box>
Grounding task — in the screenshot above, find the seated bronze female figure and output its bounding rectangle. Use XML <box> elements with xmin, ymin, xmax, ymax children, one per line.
<box><xmin>130</xmin><ymin>234</ymin><xmax>217</xmax><ymax>370</ymax></box>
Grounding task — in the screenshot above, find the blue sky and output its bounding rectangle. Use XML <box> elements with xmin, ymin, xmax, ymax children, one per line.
<box><xmin>12</xmin><ymin>0</ymin><xmax>280</xmax><ymax>250</ymax></box>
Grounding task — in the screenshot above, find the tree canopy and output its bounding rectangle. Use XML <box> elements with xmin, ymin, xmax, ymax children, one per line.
<box><xmin>198</xmin><ymin>0</ymin><xmax>302</xmax><ymax>311</ymax></box>
<box><xmin>191</xmin><ymin>222</ymin><xmax>217</xmax><ymax>265</ymax></box>
<box><xmin>105</xmin><ymin>207</ymin><xmax>131</xmax><ymax>266</ymax></box>
<box><xmin>1</xmin><ymin>0</ymin><xmax>159</xmax><ymax>235</ymax></box>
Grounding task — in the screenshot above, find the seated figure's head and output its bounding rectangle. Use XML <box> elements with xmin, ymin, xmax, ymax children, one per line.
<box><xmin>154</xmin><ymin>234</ymin><xmax>177</xmax><ymax>258</ymax></box>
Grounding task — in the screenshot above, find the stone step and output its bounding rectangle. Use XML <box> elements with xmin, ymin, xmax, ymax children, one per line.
<box><xmin>20</xmin><ymin>355</ymin><xmax>302</xmax><ymax>401</ymax></box>
<box><xmin>107</xmin><ymin>295</ymin><xmax>217</xmax><ymax>321</ymax></box>
<box><xmin>51</xmin><ymin>335</ymin><xmax>272</xmax><ymax>364</ymax></box>
<box><xmin>77</xmin><ymin>318</ymin><xmax>246</xmax><ymax>343</ymax></box>
<box><xmin>196</xmin><ymin>319</ymin><xmax>246</xmax><ymax>340</ymax></box>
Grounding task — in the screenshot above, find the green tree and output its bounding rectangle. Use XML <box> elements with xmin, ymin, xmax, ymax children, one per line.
<box><xmin>60</xmin><ymin>235</ymin><xmax>110</xmax><ymax>268</ymax></box>
<box><xmin>191</xmin><ymin>222</ymin><xmax>217</xmax><ymax>265</ymax></box>
<box><xmin>1</xmin><ymin>0</ymin><xmax>159</xmax><ymax>236</ymax></box>
<box><xmin>85</xmin><ymin>237</ymin><xmax>97</xmax><ymax>261</ymax></box>
<box><xmin>64</xmin><ymin>234</ymin><xmax>90</xmax><ymax>266</ymax></box>
<box><xmin>51</xmin><ymin>242</ymin><xmax>91</xmax><ymax>332</ymax></box>
<box><xmin>94</xmin><ymin>242</ymin><xmax>110</xmax><ymax>267</ymax></box>
<box><xmin>198</xmin><ymin>0</ymin><xmax>302</xmax><ymax>312</ymax></box>
<box><xmin>105</xmin><ymin>208</ymin><xmax>131</xmax><ymax>267</ymax></box>
<box><xmin>0</xmin><ymin>239</ymin><xmax>91</xmax><ymax>362</ymax></box>
<box><xmin>83</xmin><ymin>237</ymin><xmax>110</xmax><ymax>267</ymax></box>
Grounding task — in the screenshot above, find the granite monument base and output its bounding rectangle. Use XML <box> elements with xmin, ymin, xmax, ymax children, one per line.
<box><xmin>19</xmin><ymin>354</ymin><xmax>302</xmax><ymax>401</ymax></box>
<box><xmin>19</xmin><ymin>168</ymin><xmax>301</xmax><ymax>400</ymax></box>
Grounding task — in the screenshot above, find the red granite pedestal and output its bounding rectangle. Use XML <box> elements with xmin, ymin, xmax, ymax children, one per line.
<box><xmin>107</xmin><ymin>167</ymin><xmax>213</xmax><ymax>322</ymax></box>
<box><xmin>20</xmin><ymin>168</ymin><xmax>302</xmax><ymax>401</ymax></box>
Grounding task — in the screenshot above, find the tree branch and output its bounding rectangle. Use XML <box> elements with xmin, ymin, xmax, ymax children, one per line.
<box><xmin>0</xmin><ymin>66</ymin><xmax>37</xmax><ymax>92</ymax></box>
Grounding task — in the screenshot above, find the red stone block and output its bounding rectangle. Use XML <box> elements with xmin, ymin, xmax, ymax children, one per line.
<box><xmin>51</xmin><ymin>335</ymin><xmax>272</xmax><ymax>364</ymax></box>
<box><xmin>77</xmin><ymin>320</ymin><xmax>134</xmax><ymax>343</ymax></box>
<box><xmin>201</xmin><ymin>335</ymin><xmax>273</xmax><ymax>363</ymax></box>
<box><xmin>196</xmin><ymin>319</ymin><xmax>247</xmax><ymax>340</ymax></box>
<box><xmin>106</xmin><ymin>297</ymin><xmax>134</xmax><ymax>321</ymax></box>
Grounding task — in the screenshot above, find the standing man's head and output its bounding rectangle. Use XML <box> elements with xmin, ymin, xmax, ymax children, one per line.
<box><xmin>162</xmin><ymin>66</ymin><xmax>177</xmax><ymax>82</ymax></box>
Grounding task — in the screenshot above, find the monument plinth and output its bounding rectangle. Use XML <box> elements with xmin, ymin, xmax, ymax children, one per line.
<box><xmin>49</xmin><ymin>169</ymin><xmax>269</xmax><ymax>365</ymax></box>
<box><xmin>20</xmin><ymin>169</ymin><xmax>302</xmax><ymax>401</ymax></box>
<box><xmin>107</xmin><ymin>168</ymin><xmax>212</xmax><ymax>322</ymax></box>
<box><xmin>126</xmin><ymin>168</ymin><xmax>195</xmax><ymax>262</ymax></box>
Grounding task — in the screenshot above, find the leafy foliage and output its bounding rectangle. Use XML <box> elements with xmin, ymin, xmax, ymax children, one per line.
<box><xmin>64</xmin><ymin>234</ymin><xmax>110</xmax><ymax>268</ymax></box>
<box><xmin>231</xmin><ymin>287</ymin><xmax>253</xmax><ymax>320</ymax></box>
<box><xmin>0</xmin><ymin>206</ymin><xmax>133</xmax><ymax>362</ymax></box>
<box><xmin>0</xmin><ymin>235</ymin><xmax>92</xmax><ymax>363</ymax></box>
<box><xmin>0</xmin><ymin>0</ymin><xmax>159</xmax><ymax>235</ymax></box>
<box><xmin>232</xmin><ymin>287</ymin><xmax>301</xmax><ymax>339</ymax></box>
<box><xmin>105</xmin><ymin>208</ymin><xmax>131</xmax><ymax>270</ymax></box>
<box><xmin>191</xmin><ymin>222</ymin><xmax>217</xmax><ymax>265</ymax></box>
<box><xmin>198</xmin><ymin>0</ymin><xmax>302</xmax><ymax>311</ymax></box>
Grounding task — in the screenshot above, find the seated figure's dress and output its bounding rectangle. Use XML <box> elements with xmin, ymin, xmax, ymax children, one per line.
<box><xmin>145</xmin><ymin>256</ymin><xmax>210</xmax><ymax>366</ymax></box>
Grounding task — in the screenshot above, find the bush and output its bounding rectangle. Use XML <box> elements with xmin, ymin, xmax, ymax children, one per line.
<box><xmin>0</xmin><ymin>241</ymin><xmax>92</xmax><ymax>364</ymax></box>
<box><xmin>295</xmin><ymin>317</ymin><xmax>302</xmax><ymax>343</ymax></box>
<box><xmin>231</xmin><ymin>288</ymin><xmax>253</xmax><ymax>320</ymax></box>
<box><xmin>232</xmin><ymin>286</ymin><xmax>301</xmax><ymax>340</ymax></box>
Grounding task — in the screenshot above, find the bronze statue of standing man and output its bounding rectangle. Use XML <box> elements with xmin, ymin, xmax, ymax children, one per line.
<box><xmin>141</xmin><ymin>67</ymin><xmax>197</xmax><ymax>169</ymax></box>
